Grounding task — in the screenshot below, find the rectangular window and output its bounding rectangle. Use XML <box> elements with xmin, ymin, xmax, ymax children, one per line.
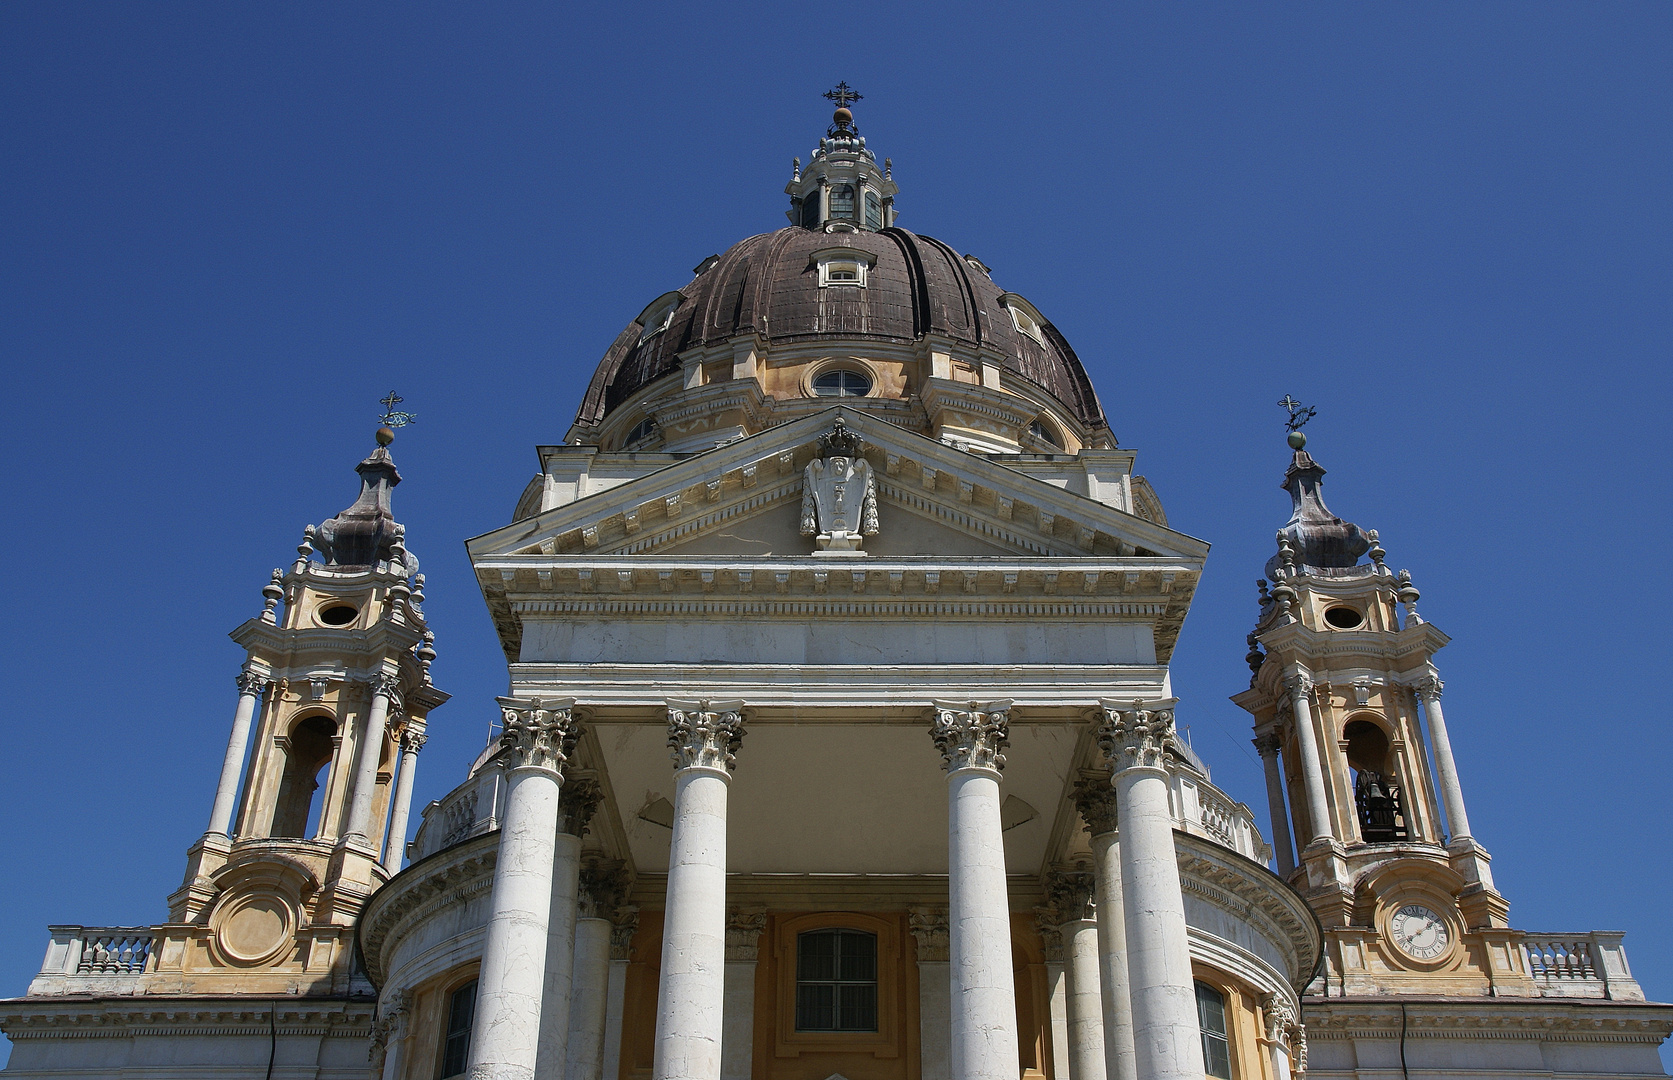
<box><xmin>440</xmin><ymin>979</ymin><xmax>478</xmax><ymax>1078</ymax></box>
<box><xmin>1195</xmin><ymin>982</ymin><xmax>1232</xmax><ymax>1079</ymax></box>
<box><xmin>864</xmin><ymin>192</ymin><xmax>882</xmax><ymax>229</ymax></box>
<box><xmin>795</xmin><ymin>929</ymin><xmax>878</xmax><ymax>1031</ymax></box>
<box><xmin>829</xmin><ymin>184</ymin><xmax>856</xmax><ymax>220</ymax></box>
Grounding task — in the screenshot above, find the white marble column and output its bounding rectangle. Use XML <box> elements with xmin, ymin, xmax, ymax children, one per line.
<box><xmin>207</xmin><ymin>667</ymin><xmax>270</xmax><ymax>837</ymax></box>
<box><xmin>602</xmin><ymin>906</ymin><xmax>639</xmax><ymax>1080</ymax></box>
<box><xmin>567</xmin><ymin>860</ymin><xmax>628</xmax><ymax>1080</ymax></box>
<box><xmin>1414</xmin><ymin>675</ymin><xmax>1471</xmax><ymax>842</ymax></box>
<box><xmin>909</xmin><ymin>907</ymin><xmax>951</xmax><ymax>1080</ymax></box>
<box><xmin>382</xmin><ymin>728</ymin><xmax>426</xmax><ymax>868</ymax></box>
<box><xmin>654</xmin><ymin>699</ymin><xmax>746</xmax><ymax>1080</ymax></box>
<box><xmin>1044</xmin><ymin>868</ymin><xmax>1106</xmax><ymax>1080</ymax></box>
<box><xmin>1282</xmin><ymin>671</ymin><xmax>1333</xmax><ymax>845</ymax></box>
<box><xmin>1253</xmin><ymin>732</ymin><xmax>1296</xmax><ymax>876</ymax></box>
<box><xmin>536</xmin><ymin>778</ymin><xmax>600</xmax><ymax>1078</ymax></box>
<box><xmin>722</xmin><ymin>908</ymin><xmax>765</xmax><ymax>1080</ymax></box>
<box><xmin>342</xmin><ymin>670</ymin><xmax>401</xmax><ymax>850</ymax></box>
<box><xmin>1042</xmin><ymin>949</ymin><xmax>1071</xmax><ymax>1080</ymax></box>
<box><xmin>930</xmin><ymin>700</ymin><xmax>1020</xmax><ymax>1080</ymax></box>
<box><xmin>1071</xmin><ymin>778</ymin><xmax>1135</xmax><ymax>1080</ymax></box>
<box><xmin>468</xmin><ymin>698</ymin><xmax>577</xmax><ymax>1080</ymax></box>
<box><xmin>1097</xmin><ymin>701</ymin><xmax>1204</xmax><ymax>1080</ymax></box>
<box><xmin>373</xmin><ymin>989</ymin><xmax>410</xmax><ymax>1080</ymax></box>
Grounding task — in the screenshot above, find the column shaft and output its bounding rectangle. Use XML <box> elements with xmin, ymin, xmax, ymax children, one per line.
<box><xmin>382</xmin><ymin>740</ymin><xmax>421</xmax><ymax>868</ymax></box>
<box><xmin>1090</xmin><ymin>833</ymin><xmax>1136</xmax><ymax>1080</ymax></box>
<box><xmin>343</xmin><ymin>675</ymin><xmax>397</xmax><ymax>847</ymax></box>
<box><xmin>1418</xmin><ymin>685</ymin><xmax>1472</xmax><ymax>841</ymax></box>
<box><xmin>654</xmin><ymin>766</ymin><xmax>731</xmax><ymax>1080</ymax></box>
<box><xmin>565</xmin><ymin>916</ymin><xmax>613</xmax><ymax>1080</ymax></box>
<box><xmin>207</xmin><ymin>672</ymin><xmax>266</xmax><ymax>836</ymax></box>
<box><xmin>1255</xmin><ymin>736</ymin><xmax>1296</xmax><ymax>875</ymax></box>
<box><xmin>535</xmin><ymin>833</ymin><xmax>583</xmax><ymax>1078</ymax></box>
<box><xmin>469</xmin><ymin>764</ymin><xmax>563</xmax><ymax>1080</ymax></box>
<box><xmin>1285</xmin><ymin>675</ymin><xmax>1333</xmax><ymax>844</ymax></box>
<box><xmin>1064</xmin><ymin>918</ymin><xmax>1107</xmax><ymax>1080</ymax></box>
<box><xmin>1045</xmin><ymin>961</ymin><xmax>1071</xmax><ymax>1080</ymax></box>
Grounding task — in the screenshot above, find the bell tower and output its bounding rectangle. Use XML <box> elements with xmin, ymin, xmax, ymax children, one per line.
<box><xmin>167</xmin><ymin>422</ymin><xmax>449</xmax><ymax>994</ymax></box>
<box><xmin>1233</xmin><ymin>412</ymin><xmax>1529</xmax><ymax>996</ymax></box>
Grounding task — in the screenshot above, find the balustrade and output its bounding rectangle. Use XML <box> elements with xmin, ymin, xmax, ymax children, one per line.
<box><xmin>77</xmin><ymin>930</ymin><xmax>154</xmax><ymax>975</ymax></box>
<box><xmin>1522</xmin><ymin>932</ymin><xmax>1646</xmax><ymax>1001</ymax></box>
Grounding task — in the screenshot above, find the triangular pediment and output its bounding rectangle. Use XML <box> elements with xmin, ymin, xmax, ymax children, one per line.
<box><xmin>467</xmin><ymin>408</ymin><xmax>1208</xmax><ymax>563</ymax></box>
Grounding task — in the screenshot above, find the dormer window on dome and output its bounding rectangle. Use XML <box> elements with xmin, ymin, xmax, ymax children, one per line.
<box><xmin>1000</xmin><ymin>294</ymin><xmax>1047</xmax><ymax>346</ymax></box>
<box><xmin>813</xmin><ymin>247</ymin><xmax>874</xmax><ymax>288</ymax></box>
<box><xmin>637</xmin><ymin>291</ymin><xmax>682</xmax><ymax>343</ymax></box>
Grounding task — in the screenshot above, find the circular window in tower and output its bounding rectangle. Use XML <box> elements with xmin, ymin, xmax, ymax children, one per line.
<box><xmin>319</xmin><ymin>604</ymin><xmax>359</xmax><ymax>626</ymax></box>
<box><xmin>1324</xmin><ymin>606</ymin><xmax>1364</xmax><ymax>629</ymax></box>
<box><xmin>812</xmin><ymin>369</ymin><xmax>872</xmax><ymax>397</ymax></box>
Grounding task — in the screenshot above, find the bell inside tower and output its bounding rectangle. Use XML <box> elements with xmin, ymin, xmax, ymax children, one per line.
<box><xmin>1344</xmin><ymin>719</ymin><xmax>1407</xmax><ymax>843</ymax></box>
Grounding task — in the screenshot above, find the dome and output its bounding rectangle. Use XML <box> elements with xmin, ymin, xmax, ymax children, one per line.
<box><xmin>573</xmin><ymin>226</ymin><xmax>1109</xmax><ymax>436</ymax></box>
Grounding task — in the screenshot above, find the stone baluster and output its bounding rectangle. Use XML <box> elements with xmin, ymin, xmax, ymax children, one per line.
<box><xmin>929</xmin><ymin>700</ymin><xmax>1020</xmax><ymax>1080</ymax></box>
<box><xmin>1097</xmin><ymin>701</ymin><xmax>1205</xmax><ymax>1080</ymax></box>
<box><xmin>601</xmin><ymin>907</ymin><xmax>640</xmax><ymax>1080</ymax></box>
<box><xmin>468</xmin><ymin>698</ymin><xmax>578</xmax><ymax>1080</ymax></box>
<box><xmin>1253</xmin><ymin>732</ymin><xmax>1296</xmax><ymax>876</ymax></box>
<box><xmin>536</xmin><ymin>775</ymin><xmax>601</xmax><ymax>1078</ymax></box>
<box><xmin>722</xmin><ymin>908</ymin><xmax>766</xmax><ymax>1080</ymax></box>
<box><xmin>909</xmin><ymin>907</ymin><xmax>952</xmax><ymax>1080</ymax></box>
<box><xmin>1282</xmin><ymin>672</ymin><xmax>1333</xmax><ymax>845</ymax></box>
<box><xmin>566</xmin><ymin>859</ymin><xmax>629</xmax><ymax>1080</ymax></box>
<box><xmin>207</xmin><ymin>666</ymin><xmax>271</xmax><ymax>837</ymax></box>
<box><xmin>654</xmin><ymin>699</ymin><xmax>747</xmax><ymax>1080</ymax></box>
<box><xmin>342</xmin><ymin>669</ymin><xmax>402</xmax><ymax>850</ymax></box>
<box><xmin>1071</xmin><ymin>777</ymin><xmax>1136</xmax><ymax>1080</ymax></box>
<box><xmin>382</xmin><ymin>728</ymin><xmax>426</xmax><ymax>868</ymax></box>
<box><xmin>1043</xmin><ymin>867</ymin><xmax>1106</xmax><ymax>1080</ymax></box>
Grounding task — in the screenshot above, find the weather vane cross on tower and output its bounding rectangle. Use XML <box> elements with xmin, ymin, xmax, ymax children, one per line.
<box><xmin>379</xmin><ymin>390</ymin><xmax>417</xmax><ymax>429</ymax></box>
<box><xmin>823</xmin><ymin>82</ymin><xmax>862</xmax><ymax>109</ymax></box>
<box><xmin>1278</xmin><ymin>394</ymin><xmax>1315</xmax><ymax>433</ymax></box>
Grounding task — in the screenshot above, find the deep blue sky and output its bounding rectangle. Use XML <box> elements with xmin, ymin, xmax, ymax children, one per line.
<box><xmin>4</xmin><ymin>2</ymin><xmax>1670</xmax><ymax>1067</ymax></box>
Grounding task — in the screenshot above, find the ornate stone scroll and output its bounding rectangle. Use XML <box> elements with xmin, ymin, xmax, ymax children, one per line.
<box><xmin>666</xmin><ymin>699</ymin><xmax>746</xmax><ymax>772</ymax></box>
<box><xmin>1095</xmin><ymin>701</ymin><xmax>1175</xmax><ymax>772</ymax></box>
<box><xmin>930</xmin><ymin>700</ymin><xmax>1011</xmax><ymax>773</ymax></box>
<box><xmin>497</xmin><ymin>698</ymin><xmax>579</xmax><ymax>774</ymax></box>
<box><xmin>800</xmin><ymin>417</ymin><xmax>879</xmax><ymax>551</ymax></box>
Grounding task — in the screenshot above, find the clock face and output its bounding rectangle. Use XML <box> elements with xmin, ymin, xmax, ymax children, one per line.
<box><xmin>1390</xmin><ymin>904</ymin><xmax>1450</xmax><ymax>961</ymax></box>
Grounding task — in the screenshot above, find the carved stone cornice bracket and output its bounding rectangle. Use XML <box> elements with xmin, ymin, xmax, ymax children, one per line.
<box><xmin>1071</xmin><ymin>773</ymin><xmax>1119</xmax><ymax>837</ymax></box>
<box><xmin>496</xmin><ymin>697</ymin><xmax>579</xmax><ymax>775</ymax></box>
<box><xmin>1095</xmin><ymin>699</ymin><xmax>1177</xmax><ymax>773</ymax></box>
<box><xmin>930</xmin><ymin>700</ymin><xmax>1011</xmax><ymax>774</ymax></box>
<box><xmin>908</xmin><ymin>906</ymin><xmax>949</xmax><ymax>963</ymax></box>
<box><xmin>666</xmin><ymin>699</ymin><xmax>746</xmax><ymax>772</ymax></box>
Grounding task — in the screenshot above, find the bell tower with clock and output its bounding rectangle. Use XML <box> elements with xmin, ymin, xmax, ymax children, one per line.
<box><xmin>1232</xmin><ymin>405</ymin><xmax>1535</xmax><ymax>997</ymax></box>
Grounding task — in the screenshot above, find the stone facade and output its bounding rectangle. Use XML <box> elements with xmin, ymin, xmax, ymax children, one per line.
<box><xmin>4</xmin><ymin>99</ymin><xmax>1668</xmax><ymax>1080</ymax></box>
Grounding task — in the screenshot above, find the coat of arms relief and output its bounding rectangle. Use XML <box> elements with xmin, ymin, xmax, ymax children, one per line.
<box><xmin>799</xmin><ymin>418</ymin><xmax>880</xmax><ymax>552</ymax></box>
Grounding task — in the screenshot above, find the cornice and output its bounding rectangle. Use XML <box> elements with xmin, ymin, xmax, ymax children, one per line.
<box><xmin>1302</xmin><ymin>998</ymin><xmax>1673</xmax><ymax>1043</ymax></box>
<box><xmin>1176</xmin><ymin>832</ymin><xmax>1322</xmax><ymax>990</ymax></box>
<box><xmin>0</xmin><ymin>998</ymin><xmax>374</xmax><ymax>1040</ymax></box>
<box><xmin>357</xmin><ymin>833</ymin><xmax>498</xmax><ymax>989</ymax></box>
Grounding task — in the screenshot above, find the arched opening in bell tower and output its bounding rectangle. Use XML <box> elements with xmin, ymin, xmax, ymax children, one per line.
<box><xmin>272</xmin><ymin>715</ymin><xmax>337</xmax><ymax>839</ymax></box>
<box><xmin>1345</xmin><ymin>718</ymin><xmax>1408</xmax><ymax>843</ymax></box>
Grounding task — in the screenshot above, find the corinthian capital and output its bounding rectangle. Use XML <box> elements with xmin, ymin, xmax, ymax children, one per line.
<box><xmin>1414</xmin><ymin>674</ymin><xmax>1444</xmax><ymax>700</ymax></box>
<box><xmin>370</xmin><ymin>671</ymin><xmax>404</xmax><ymax>712</ymax></box>
<box><xmin>725</xmin><ymin>908</ymin><xmax>768</xmax><ymax>962</ymax></box>
<box><xmin>577</xmin><ymin>857</ymin><xmax>629</xmax><ymax>920</ymax></box>
<box><xmin>1070</xmin><ymin>774</ymin><xmax>1120</xmax><ymax>836</ymax></box>
<box><xmin>908</xmin><ymin>906</ymin><xmax>949</xmax><ymax>962</ymax></box>
<box><xmin>1281</xmin><ymin>671</ymin><xmax>1313</xmax><ymax>700</ymax></box>
<box><xmin>667</xmin><ymin>699</ymin><xmax>746</xmax><ymax>772</ymax></box>
<box><xmin>559</xmin><ymin>775</ymin><xmax>604</xmax><ymax>836</ymax></box>
<box><xmin>609</xmin><ymin>905</ymin><xmax>640</xmax><ymax>961</ymax></box>
<box><xmin>1043</xmin><ymin>866</ymin><xmax>1097</xmax><ymax>924</ymax></box>
<box><xmin>930</xmin><ymin>700</ymin><xmax>1011</xmax><ymax>773</ymax></box>
<box><xmin>1095</xmin><ymin>700</ymin><xmax>1176</xmax><ymax>772</ymax></box>
<box><xmin>399</xmin><ymin>728</ymin><xmax>427</xmax><ymax>753</ymax></box>
<box><xmin>235</xmin><ymin>668</ymin><xmax>272</xmax><ymax>698</ymax></box>
<box><xmin>1253</xmin><ymin>732</ymin><xmax>1283</xmax><ymax>757</ymax></box>
<box><xmin>497</xmin><ymin>697</ymin><xmax>579</xmax><ymax>774</ymax></box>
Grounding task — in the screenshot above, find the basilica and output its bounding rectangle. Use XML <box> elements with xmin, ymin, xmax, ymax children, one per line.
<box><xmin>4</xmin><ymin>96</ymin><xmax>1668</xmax><ymax>1080</ymax></box>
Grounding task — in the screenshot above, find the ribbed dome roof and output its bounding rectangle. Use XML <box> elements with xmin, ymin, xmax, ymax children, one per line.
<box><xmin>574</xmin><ymin>226</ymin><xmax>1108</xmax><ymax>432</ymax></box>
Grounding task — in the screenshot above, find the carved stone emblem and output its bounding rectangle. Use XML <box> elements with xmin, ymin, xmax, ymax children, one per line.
<box><xmin>800</xmin><ymin>418</ymin><xmax>879</xmax><ymax>552</ymax></box>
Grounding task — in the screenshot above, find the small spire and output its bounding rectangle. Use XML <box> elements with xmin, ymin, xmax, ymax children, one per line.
<box><xmin>1262</xmin><ymin>399</ymin><xmax>1371</xmax><ymax>578</ymax></box>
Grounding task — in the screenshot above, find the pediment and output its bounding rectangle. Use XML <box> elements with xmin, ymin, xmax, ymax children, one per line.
<box><xmin>468</xmin><ymin>408</ymin><xmax>1208</xmax><ymax>563</ymax></box>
